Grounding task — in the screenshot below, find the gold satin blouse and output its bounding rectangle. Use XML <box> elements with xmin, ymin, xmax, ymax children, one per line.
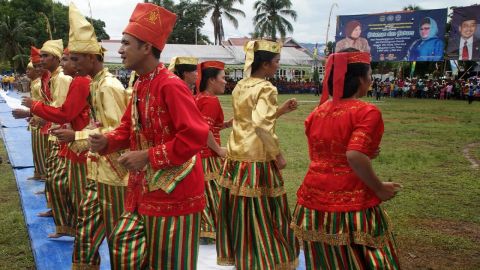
<box><xmin>75</xmin><ymin>68</ymin><xmax>129</xmax><ymax>186</ymax></box>
<box><xmin>30</xmin><ymin>78</ymin><xmax>42</xmax><ymax>101</ymax></box>
<box><xmin>227</xmin><ymin>77</ymin><xmax>280</xmax><ymax>162</ymax></box>
<box><xmin>49</xmin><ymin>67</ymin><xmax>72</xmax><ymax>107</ymax></box>
<box><xmin>29</xmin><ymin>78</ymin><xmax>43</xmax><ymax>129</ymax></box>
<box><xmin>48</xmin><ymin>67</ymin><xmax>72</xmax><ymax>140</ymax></box>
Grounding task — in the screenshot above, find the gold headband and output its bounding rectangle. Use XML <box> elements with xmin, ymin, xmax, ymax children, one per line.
<box><xmin>243</xmin><ymin>40</ymin><xmax>282</xmax><ymax>78</ymax></box>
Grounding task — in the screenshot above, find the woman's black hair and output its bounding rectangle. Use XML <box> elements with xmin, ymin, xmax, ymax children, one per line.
<box><xmin>173</xmin><ymin>64</ymin><xmax>197</xmax><ymax>80</ymax></box>
<box><xmin>199</xmin><ymin>67</ymin><xmax>222</xmax><ymax>92</ymax></box>
<box><xmin>251</xmin><ymin>50</ymin><xmax>278</xmax><ymax>74</ymax></box>
<box><xmin>327</xmin><ymin>48</ymin><xmax>370</xmax><ymax>99</ymax></box>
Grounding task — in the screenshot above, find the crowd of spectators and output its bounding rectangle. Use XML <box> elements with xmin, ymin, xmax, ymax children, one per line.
<box><xmin>370</xmin><ymin>77</ymin><xmax>480</xmax><ymax>103</ymax></box>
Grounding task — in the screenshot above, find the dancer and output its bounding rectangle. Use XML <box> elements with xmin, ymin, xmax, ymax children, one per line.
<box><xmin>216</xmin><ymin>39</ymin><xmax>299</xmax><ymax>269</ymax></box>
<box><xmin>89</xmin><ymin>3</ymin><xmax>209</xmax><ymax>269</ymax></box>
<box><xmin>195</xmin><ymin>60</ymin><xmax>231</xmax><ymax>241</ymax></box>
<box><xmin>169</xmin><ymin>56</ymin><xmax>198</xmax><ymax>92</ymax></box>
<box><xmin>291</xmin><ymin>48</ymin><xmax>401</xmax><ymax>269</ymax></box>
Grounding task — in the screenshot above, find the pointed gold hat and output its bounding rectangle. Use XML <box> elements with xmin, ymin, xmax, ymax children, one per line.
<box><xmin>68</xmin><ymin>2</ymin><xmax>102</xmax><ymax>55</ymax></box>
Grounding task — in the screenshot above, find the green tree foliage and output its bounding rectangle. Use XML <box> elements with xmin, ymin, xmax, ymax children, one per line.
<box><xmin>0</xmin><ymin>16</ymin><xmax>35</xmax><ymax>72</ymax></box>
<box><xmin>0</xmin><ymin>0</ymin><xmax>109</xmax><ymax>72</ymax></box>
<box><xmin>145</xmin><ymin>0</ymin><xmax>211</xmax><ymax>44</ymax></box>
<box><xmin>200</xmin><ymin>0</ymin><xmax>246</xmax><ymax>45</ymax></box>
<box><xmin>253</xmin><ymin>0</ymin><xmax>297</xmax><ymax>40</ymax></box>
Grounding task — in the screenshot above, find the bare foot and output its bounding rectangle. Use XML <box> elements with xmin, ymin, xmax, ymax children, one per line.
<box><xmin>48</xmin><ymin>233</ymin><xmax>68</xmax><ymax>238</ymax></box>
<box><xmin>37</xmin><ymin>210</ymin><xmax>52</xmax><ymax>217</ymax></box>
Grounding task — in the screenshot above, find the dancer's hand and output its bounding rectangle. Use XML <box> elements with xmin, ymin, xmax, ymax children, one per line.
<box><xmin>277</xmin><ymin>98</ymin><xmax>298</xmax><ymax>118</ymax></box>
<box><xmin>51</xmin><ymin>128</ymin><xmax>75</xmax><ymax>143</ymax></box>
<box><xmin>275</xmin><ymin>153</ymin><xmax>287</xmax><ymax>170</ymax></box>
<box><xmin>12</xmin><ymin>109</ymin><xmax>30</xmax><ymax>119</ymax></box>
<box><xmin>217</xmin><ymin>147</ymin><xmax>227</xmax><ymax>158</ymax></box>
<box><xmin>89</xmin><ymin>133</ymin><xmax>108</xmax><ymax>153</ymax></box>
<box><xmin>118</xmin><ymin>150</ymin><xmax>149</xmax><ymax>171</ymax></box>
<box><xmin>21</xmin><ymin>97</ymin><xmax>33</xmax><ymax>108</ymax></box>
<box><xmin>375</xmin><ymin>182</ymin><xmax>402</xmax><ymax>201</ymax></box>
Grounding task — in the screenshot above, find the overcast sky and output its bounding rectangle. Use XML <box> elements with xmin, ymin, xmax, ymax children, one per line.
<box><xmin>60</xmin><ymin>0</ymin><xmax>479</xmax><ymax>44</ymax></box>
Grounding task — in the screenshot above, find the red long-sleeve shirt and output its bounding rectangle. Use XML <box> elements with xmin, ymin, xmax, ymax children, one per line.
<box><xmin>103</xmin><ymin>64</ymin><xmax>209</xmax><ymax>217</ymax></box>
<box><xmin>31</xmin><ymin>75</ymin><xmax>91</xmax><ymax>162</ymax></box>
<box><xmin>195</xmin><ymin>92</ymin><xmax>224</xmax><ymax>158</ymax></box>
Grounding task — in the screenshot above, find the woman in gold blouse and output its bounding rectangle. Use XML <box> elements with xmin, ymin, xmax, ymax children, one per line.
<box><xmin>216</xmin><ymin>40</ymin><xmax>299</xmax><ymax>269</ymax></box>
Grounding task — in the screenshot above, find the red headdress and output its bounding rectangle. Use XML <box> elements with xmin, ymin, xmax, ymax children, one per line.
<box><xmin>123</xmin><ymin>3</ymin><xmax>176</xmax><ymax>51</ymax></box>
<box><xmin>30</xmin><ymin>46</ymin><xmax>41</xmax><ymax>64</ymax></box>
<box><xmin>195</xmin><ymin>61</ymin><xmax>225</xmax><ymax>94</ymax></box>
<box><xmin>320</xmin><ymin>51</ymin><xmax>371</xmax><ymax>105</ymax></box>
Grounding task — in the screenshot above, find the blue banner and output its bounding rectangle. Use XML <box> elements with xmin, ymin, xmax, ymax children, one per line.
<box><xmin>446</xmin><ymin>5</ymin><xmax>480</xmax><ymax>61</ymax></box>
<box><xmin>335</xmin><ymin>9</ymin><xmax>447</xmax><ymax>62</ymax></box>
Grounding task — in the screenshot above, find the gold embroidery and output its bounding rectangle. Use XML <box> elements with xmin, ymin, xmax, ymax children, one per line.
<box><xmin>146</xmin><ymin>10</ymin><xmax>160</xmax><ymax>24</ymax></box>
<box><xmin>145</xmin><ymin>156</ymin><xmax>196</xmax><ymax>193</ymax></box>
<box><xmin>56</xmin><ymin>225</ymin><xmax>75</xmax><ymax>236</ymax></box>
<box><xmin>72</xmin><ymin>263</ymin><xmax>100</xmax><ymax>270</ymax></box>
<box><xmin>141</xmin><ymin>194</ymin><xmax>205</xmax><ymax>213</ymax></box>
<box><xmin>203</xmin><ymin>172</ymin><xmax>220</xmax><ymax>181</ymax></box>
<box><xmin>275</xmin><ymin>258</ymin><xmax>299</xmax><ymax>270</ymax></box>
<box><xmin>218</xmin><ymin>178</ymin><xmax>286</xmax><ymax>198</ymax></box>
<box><xmin>290</xmin><ymin>224</ymin><xmax>392</xmax><ymax>249</ymax></box>
<box><xmin>69</xmin><ymin>140</ymin><xmax>89</xmax><ymax>154</ymax></box>
<box><xmin>217</xmin><ymin>257</ymin><xmax>235</xmax><ymax>266</ymax></box>
<box><xmin>200</xmin><ymin>231</ymin><xmax>216</xmax><ymax>239</ymax></box>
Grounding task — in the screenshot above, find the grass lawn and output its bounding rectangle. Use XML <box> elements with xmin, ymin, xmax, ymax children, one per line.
<box><xmin>219</xmin><ymin>95</ymin><xmax>480</xmax><ymax>269</ymax></box>
<box><xmin>0</xmin><ymin>138</ymin><xmax>34</xmax><ymax>269</ymax></box>
<box><xmin>1</xmin><ymin>95</ymin><xmax>479</xmax><ymax>269</ymax></box>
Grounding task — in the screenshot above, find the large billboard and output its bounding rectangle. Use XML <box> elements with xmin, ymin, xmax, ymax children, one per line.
<box><xmin>446</xmin><ymin>5</ymin><xmax>480</xmax><ymax>61</ymax></box>
<box><xmin>335</xmin><ymin>9</ymin><xmax>448</xmax><ymax>62</ymax></box>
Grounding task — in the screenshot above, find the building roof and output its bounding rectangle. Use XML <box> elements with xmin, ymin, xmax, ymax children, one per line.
<box><xmin>101</xmin><ymin>40</ymin><xmax>314</xmax><ymax>67</ymax></box>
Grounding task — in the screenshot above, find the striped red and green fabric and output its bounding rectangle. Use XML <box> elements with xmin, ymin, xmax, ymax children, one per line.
<box><xmin>72</xmin><ymin>181</ymin><xmax>125</xmax><ymax>269</ymax></box>
<box><xmin>111</xmin><ymin>211</ymin><xmax>201</xmax><ymax>270</ymax></box>
<box><xmin>46</xmin><ymin>141</ymin><xmax>73</xmax><ymax>235</ymax></box>
<box><xmin>217</xmin><ymin>160</ymin><xmax>299</xmax><ymax>269</ymax></box>
<box><xmin>200</xmin><ymin>156</ymin><xmax>222</xmax><ymax>239</ymax></box>
<box><xmin>67</xmin><ymin>160</ymin><xmax>87</xmax><ymax>224</ymax></box>
<box><xmin>291</xmin><ymin>204</ymin><xmax>401</xmax><ymax>269</ymax></box>
<box><xmin>31</xmin><ymin>128</ymin><xmax>48</xmax><ymax>179</ymax></box>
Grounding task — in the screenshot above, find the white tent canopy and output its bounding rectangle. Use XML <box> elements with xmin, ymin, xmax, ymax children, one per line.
<box><xmin>101</xmin><ymin>41</ymin><xmax>314</xmax><ymax>67</ymax></box>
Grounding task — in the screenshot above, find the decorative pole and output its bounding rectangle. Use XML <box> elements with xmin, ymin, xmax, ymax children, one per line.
<box><xmin>325</xmin><ymin>3</ymin><xmax>338</xmax><ymax>56</ymax></box>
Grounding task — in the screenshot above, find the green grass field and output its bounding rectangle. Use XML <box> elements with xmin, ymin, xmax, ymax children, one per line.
<box><xmin>1</xmin><ymin>95</ymin><xmax>479</xmax><ymax>269</ymax></box>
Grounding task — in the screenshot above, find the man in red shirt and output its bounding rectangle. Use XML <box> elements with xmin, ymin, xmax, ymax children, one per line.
<box><xmin>89</xmin><ymin>3</ymin><xmax>209</xmax><ymax>268</ymax></box>
<box><xmin>22</xmin><ymin>48</ymin><xmax>91</xmax><ymax>238</ymax></box>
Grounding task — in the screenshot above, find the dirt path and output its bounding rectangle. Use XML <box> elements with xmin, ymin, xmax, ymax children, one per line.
<box><xmin>463</xmin><ymin>142</ymin><xmax>480</xmax><ymax>169</ymax></box>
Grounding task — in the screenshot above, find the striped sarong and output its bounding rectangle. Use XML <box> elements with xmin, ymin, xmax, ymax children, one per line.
<box><xmin>72</xmin><ymin>181</ymin><xmax>125</xmax><ymax>269</ymax></box>
<box><xmin>67</xmin><ymin>159</ymin><xmax>87</xmax><ymax>224</ymax></box>
<box><xmin>216</xmin><ymin>160</ymin><xmax>299</xmax><ymax>269</ymax></box>
<box><xmin>30</xmin><ymin>127</ymin><xmax>47</xmax><ymax>179</ymax></box>
<box><xmin>111</xmin><ymin>211</ymin><xmax>201</xmax><ymax>270</ymax></box>
<box><xmin>46</xmin><ymin>141</ymin><xmax>73</xmax><ymax>235</ymax></box>
<box><xmin>200</xmin><ymin>156</ymin><xmax>222</xmax><ymax>239</ymax></box>
<box><xmin>291</xmin><ymin>204</ymin><xmax>401</xmax><ymax>270</ymax></box>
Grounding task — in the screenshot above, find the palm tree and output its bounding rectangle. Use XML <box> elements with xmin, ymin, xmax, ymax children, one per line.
<box><xmin>253</xmin><ymin>0</ymin><xmax>297</xmax><ymax>41</ymax></box>
<box><xmin>200</xmin><ymin>0</ymin><xmax>246</xmax><ymax>45</ymax></box>
<box><xmin>0</xmin><ymin>16</ymin><xmax>35</xmax><ymax>71</ymax></box>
